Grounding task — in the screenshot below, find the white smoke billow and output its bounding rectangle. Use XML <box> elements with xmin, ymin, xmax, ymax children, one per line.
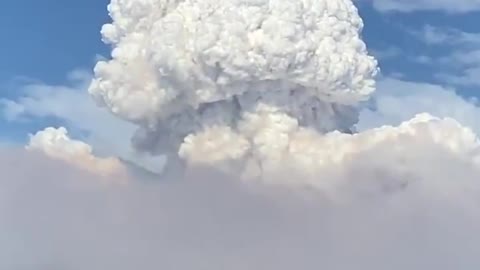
<box><xmin>3</xmin><ymin>0</ymin><xmax>480</xmax><ymax>269</ymax></box>
<box><xmin>87</xmin><ymin>0</ymin><xmax>480</xmax><ymax>187</ymax></box>
<box><xmin>88</xmin><ymin>0</ymin><xmax>382</xmax><ymax>180</ymax></box>
<box><xmin>27</xmin><ymin>127</ymin><xmax>126</xmax><ymax>178</ymax></box>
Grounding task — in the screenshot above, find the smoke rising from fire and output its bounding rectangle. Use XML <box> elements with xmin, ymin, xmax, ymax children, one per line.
<box><xmin>88</xmin><ymin>0</ymin><xmax>382</xmax><ymax>179</ymax></box>
<box><xmin>2</xmin><ymin>0</ymin><xmax>480</xmax><ymax>269</ymax></box>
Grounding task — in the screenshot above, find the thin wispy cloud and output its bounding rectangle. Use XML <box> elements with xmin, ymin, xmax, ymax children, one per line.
<box><xmin>368</xmin><ymin>0</ymin><xmax>480</xmax><ymax>13</ymax></box>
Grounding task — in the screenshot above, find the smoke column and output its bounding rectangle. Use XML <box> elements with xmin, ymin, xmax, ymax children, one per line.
<box><xmin>88</xmin><ymin>0</ymin><xmax>382</xmax><ymax>179</ymax></box>
<box><xmin>88</xmin><ymin>0</ymin><xmax>480</xmax><ymax>191</ymax></box>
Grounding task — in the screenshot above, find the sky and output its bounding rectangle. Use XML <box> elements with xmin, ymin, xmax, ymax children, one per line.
<box><xmin>0</xmin><ymin>0</ymin><xmax>110</xmax><ymax>84</ymax></box>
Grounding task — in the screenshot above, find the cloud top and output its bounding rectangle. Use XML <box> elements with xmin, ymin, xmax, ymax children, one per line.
<box><xmin>27</xmin><ymin>127</ymin><xmax>126</xmax><ymax>178</ymax></box>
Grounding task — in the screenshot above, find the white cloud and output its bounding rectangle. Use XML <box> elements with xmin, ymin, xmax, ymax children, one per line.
<box><xmin>27</xmin><ymin>127</ymin><xmax>127</xmax><ymax>178</ymax></box>
<box><xmin>405</xmin><ymin>25</ymin><xmax>480</xmax><ymax>87</ymax></box>
<box><xmin>358</xmin><ymin>77</ymin><xmax>480</xmax><ymax>132</ymax></box>
<box><xmin>413</xmin><ymin>25</ymin><xmax>480</xmax><ymax>46</ymax></box>
<box><xmin>1</xmin><ymin>70</ymin><xmax>134</xmax><ymax>151</ymax></box>
<box><xmin>370</xmin><ymin>47</ymin><xmax>402</xmax><ymax>60</ymax></box>
<box><xmin>437</xmin><ymin>66</ymin><xmax>480</xmax><ymax>86</ymax></box>
<box><xmin>369</xmin><ymin>0</ymin><xmax>480</xmax><ymax>13</ymax></box>
<box><xmin>0</xmin><ymin>70</ymin><xmax>167</xmax><ymax>175</ymax></box>
<box><xmin>9</xmin><ymin>74</ymin><xmax>142</xmax><ymax>152</ymax></box>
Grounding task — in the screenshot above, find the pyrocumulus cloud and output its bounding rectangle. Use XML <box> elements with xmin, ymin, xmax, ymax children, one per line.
<box><xmin>2</xmin><ymin>0</ymin><xmax>480</xmax><ymax>269</ymax></box>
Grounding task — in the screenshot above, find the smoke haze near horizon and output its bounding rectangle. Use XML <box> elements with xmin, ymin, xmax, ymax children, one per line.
<box><xmin>1</xmin><ymin>136</ymin><xmax>480</xmax><ymax>269</ymax></box>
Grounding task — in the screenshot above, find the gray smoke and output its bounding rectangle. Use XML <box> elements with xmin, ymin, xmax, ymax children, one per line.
<box><xmin>1</xmin><ymin>145</ymin><xmax>480</xmax><ymax>270</ymax></box>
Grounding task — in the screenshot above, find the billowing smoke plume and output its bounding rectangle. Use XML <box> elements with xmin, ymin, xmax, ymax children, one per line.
<box><xmin>4</xmin><ymin>0</ymin><xmax>480</xmax><ymax>268</ymax></box>
<box><xmin>27</xmin><ymin>127</ymin><xmax>126</xmax><ymax>178</ymax></box>
<box><xmin>89</xmin><ymin>0</ymin><xmax>381</xmax><ymax>179</ymax></box>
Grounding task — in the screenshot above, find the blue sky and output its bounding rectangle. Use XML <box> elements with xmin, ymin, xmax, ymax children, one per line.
<box><xmin>1</xmin><ymin>0</ymin><xmax>480</xmax><ymax>146</ymax></box>
<box><xmin>0</xmin><ymin>0</ymin><xmax>111</xmax><ymax>142</ymax></box>
<box><xmin>0</xmin><ymin>0</ymin><xmax>109</xmax><ymax>84</ymax></box>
